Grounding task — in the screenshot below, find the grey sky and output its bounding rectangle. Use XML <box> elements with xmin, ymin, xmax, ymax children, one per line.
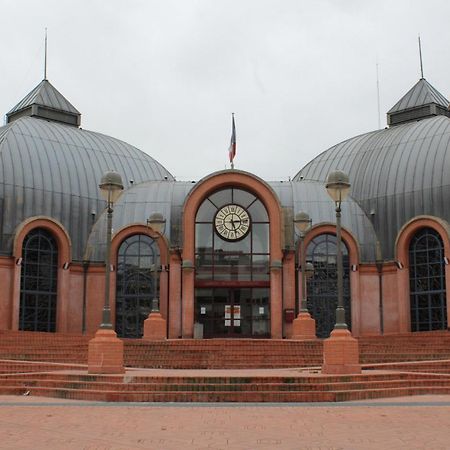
<box><xmin>1</xmin><ymin>0</ymin><xmax>449</xmax><ymax>181</ymax></box>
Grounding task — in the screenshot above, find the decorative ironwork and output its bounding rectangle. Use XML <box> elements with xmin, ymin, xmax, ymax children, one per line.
<box><xmin>116</xmin><ymin>234</ymin><xmax>159</xmax><ymax>338</ymax></box>
<box><xmin>19</xmin><ymin>228</ymin><xmax>58</xmax><ymax>332</ymax></box>
<box><xmin>409</xmin><ymin>227</ymin><xmax>447</xmax><ymax>331</ymax></box>
<box><xmin>306</xmin><ymin>233</ymin><xmax>351</xmax><ymax>338</ymax></box>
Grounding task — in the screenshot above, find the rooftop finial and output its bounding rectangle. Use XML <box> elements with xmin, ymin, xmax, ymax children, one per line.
<box><xmin>418</xmin><ymin>34</ymin><xmax>424</xmax><ymax>79</ymax></box>
<box><xmin>44</xmin><ymin>28</ymin><xmax>48</xmax><ymax>80</ymax></box>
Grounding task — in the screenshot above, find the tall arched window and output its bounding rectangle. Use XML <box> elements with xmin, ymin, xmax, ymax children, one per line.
<box><xmin>19</xmin><ymin>228</ymin><xmax>58</xmax><ymax>332</ymax></box>
<box><xmin>409</xmin><ymin>227</ymin><xmax>447</xmax><ymax>332</ymax></box>
<box><xmin>194</xmin><ymin>187</ymin><xmax>270</xmax><ymax>338</ymax></box>
<box><xmin>116</xmin><ymin>234</ymin><xmax>159</xmax><ymax>338</ymax></box>
<box><xmin>306</xmin><ymin>233</ymin><xmax>351</xmax><ymax>338</ymax></box>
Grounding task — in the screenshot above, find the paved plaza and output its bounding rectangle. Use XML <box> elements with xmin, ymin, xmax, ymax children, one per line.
<box><xmin>0</xmin><ymin>395</ymin><xmax>449</xmax><ymax>449</ymax></box>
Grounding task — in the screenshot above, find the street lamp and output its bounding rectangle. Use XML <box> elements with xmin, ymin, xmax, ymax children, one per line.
<box><xmin>99</xmin><ymin>170</ymin><xmax>124</xmax><ymax>329</ymax></box>
<box><xmin>294</xmin><ymin>212</ymin><xmax>313</xmax><ymax>313</ymax></box>
<box><xmin>325</xmin><ymin>170</ymin><xmax>350</xmax><ymax>330</ymax></box>
<box><xmin>147</xmin><ymin>213</ymin><xmax>166</xmax><ymax>313</ymax></box>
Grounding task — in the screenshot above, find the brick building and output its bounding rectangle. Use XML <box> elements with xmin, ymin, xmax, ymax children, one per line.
<box><xmin>1</xmin><ymin>77</ymin><xmax>449</xmax><ymax>340</ymax></box>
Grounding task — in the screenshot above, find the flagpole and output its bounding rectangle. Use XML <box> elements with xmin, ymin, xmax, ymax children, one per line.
<box><xmin>229</xmin><ymin>113</ymin><xmax>236</xmax><ymax>170</ymax></box>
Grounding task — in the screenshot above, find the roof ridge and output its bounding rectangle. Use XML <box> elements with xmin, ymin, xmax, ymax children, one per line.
<box><xmin>388</xmin><ymin>78</ymin><xmax>449</xmax><ymax>114</ymax></box>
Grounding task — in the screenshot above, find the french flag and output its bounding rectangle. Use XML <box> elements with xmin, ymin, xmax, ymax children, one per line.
<box><xmin>228</xmin><ymin>113</ymin><xmax>236</xmax><ymax>167</ymax></box>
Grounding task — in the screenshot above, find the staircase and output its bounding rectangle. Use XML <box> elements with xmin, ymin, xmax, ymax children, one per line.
<box><xmin>124</xmin><ymin>339</ymin><xmax>323</xmax><ymax>369</ymax></box>
<box><xmin>1</xmin><ymin>330</ymin><xmax>450</xmax><ymax>403</ymax></box>
<box><xmin>1</xmin><ymin>368</ymin><xmax>450</xmax><ymax>402</ymax></box>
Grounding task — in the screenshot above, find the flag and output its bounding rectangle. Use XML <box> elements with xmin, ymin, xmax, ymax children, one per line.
<box><xmin>228</xmin><ymin>114</ymin><xmax>236</xmax><ymax>167</ymax></box>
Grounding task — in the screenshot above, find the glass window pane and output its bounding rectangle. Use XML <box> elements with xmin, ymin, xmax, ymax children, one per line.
<box><xmin>196</xmin><ymin>199</ymin><xmax>217</xmax><ymax>222</ymax></box>
<box><xmin>196</xmin><ymin>223</ymin><xmax>213</xmax><ymax>251</ymax></box>
<box><xmin>209</xmin><ymin>189</ymin><xmax>232</xmax><ymax>208</ymax></box>
<box><xmin>248</xmin><ymin>199</ymin><xmax>268</xmax><ymax>222</ymax></box>
<box><xmin>252</xmin><ymin>224</ymin><xmax>269</xmax><ymax>253</ymax></box>
<box><xmin>232</xmin><ymin>189</ymin><xmax>256</xmax><ymax>208</ymax></box>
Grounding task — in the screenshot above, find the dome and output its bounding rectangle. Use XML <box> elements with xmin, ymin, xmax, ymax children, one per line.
<box><xmin>0</xmin><ymin>80</ymin><xmax>174</xmax><ymax>259</ymax></box>
<box><xmin>270</xmin><ymin>180</ymin><xmax>377</xmax><ymax>261</ymax></box>
<box><xmin>294</xmin><ymin>80</ymin><xmax>450</xmax><ymax>258</ymax></box>
<box><xmin>87</xmin><ymin>180</ymin><xmax>193</xmax><ymax>260</ymax></box>
<box><xmin>88</xmin><ymin>177</ymin><xmax>377</xmax><ymax>262</ymax></box>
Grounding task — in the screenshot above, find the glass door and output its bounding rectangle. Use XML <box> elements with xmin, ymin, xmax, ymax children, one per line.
<box><xmin>195</xmin><ymin>288</ymin><xmax>270</xmax><ymax>338</ymax></box>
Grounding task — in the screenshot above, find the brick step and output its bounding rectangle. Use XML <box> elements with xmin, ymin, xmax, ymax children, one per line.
<box><xmin>3</xmin><ymin>370</ymin><xmax>449</xmax><ymax>384</ymax></box>
<box><xmin>4</xmin><ymin>378</ymin><xmax>450</xmax><ymax>393</ymax></box>
<box><xmin>3</xmin><ymin>385</ymin><xmax>450</xmax><ymax>403</ymax></box>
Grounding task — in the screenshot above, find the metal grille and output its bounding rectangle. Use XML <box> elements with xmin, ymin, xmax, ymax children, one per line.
<box><xmin>306</xmin><ymin>233</ymin><xmax>351</xmax><ymax>338</ymax></box>
<box><xmin>115</xmin><ymin>234</ymin><xmax>159</xmax><ymax>338</ymax></box>
<box><xmin>409</xmin><ymin>228</ymin><xmax>447</xmax><ymax>332</ymax></box>
<box><xmin>19</xmin><ymin>228</ymin><xmax>58</xmax><ymax>332</ymax></box>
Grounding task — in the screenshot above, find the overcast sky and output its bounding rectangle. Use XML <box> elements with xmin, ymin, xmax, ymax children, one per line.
<box><xmin>1</xmin><ymin>0</ymin><xmax>450</xmax><ymax>181</ymax></box>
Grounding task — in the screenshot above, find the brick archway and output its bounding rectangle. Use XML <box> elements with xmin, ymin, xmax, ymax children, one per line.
<box><xmin>12</xmin><ymin>217</ymin><xmax>72</xmax><ymax>332</ymax></box>
<box><xmin>301</xmin><ymin>223</ymin><xmax>361</xmax><ymax>336</ymax></box>
<box><xmin>181</xmin><ymin>170</ymin><xmax>284</xmax><ymax>338</ymax></box>
<box><xmin>395</xmin><ymin>216</ymin><xmax>450</xmax><ymax>332</ymax></box>
<box><xmin>111</xmin><ymin>224</ymin><xmax>170</xmax><ymax>333</ymax></box>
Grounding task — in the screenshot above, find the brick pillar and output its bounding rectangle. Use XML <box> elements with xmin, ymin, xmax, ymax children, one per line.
<box><xmin>88</xmin><ymin>329</ymin><xmax>124</xmax><ymax>374</ymax></box>
<box><xmin>291</xmin><ymin>260</ymin><xmax>317</xmax><ymax>340</ymax></box>
<box><xmin>143</xmin><ymin>312</ymin><xmax>166</xmax><ymax>340</ymax></box>
<box><xmin>283</xmin><ymin>251</ymin><xmax>296</xmax><ymax>338</ymax></box>
<box><xmin>321</xmin><ymin>328</ymin><xmax>361</xmax><ymax>374</ymax></box>
<box><xmin>270</xmin><ymin>260</ymin><xmax>283</xmax><ymax>339</ymax></box>
<box><xmin>168</xmin><ymin>250</ymin><xmax>182</xmax><ymax>338</ymax></box>
<box><xmin>182</xmin><ymin>260</ymin><xmax>195</xmax><ymax>338</ymax></box>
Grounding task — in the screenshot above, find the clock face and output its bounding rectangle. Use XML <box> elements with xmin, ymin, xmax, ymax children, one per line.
<box><xmin>214</xmin><ymin>204</ymin><xmax>251</xmax><ymax>241</ymax></box>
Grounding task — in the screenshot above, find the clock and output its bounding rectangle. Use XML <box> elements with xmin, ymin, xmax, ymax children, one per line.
<box><xmin>214</xmin><ymin>204</ymin><xmax>251</xmax><ymax>241</ymax></box>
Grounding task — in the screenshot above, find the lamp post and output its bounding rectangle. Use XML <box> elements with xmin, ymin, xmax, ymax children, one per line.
<box><xmin>99</xmin><ymin>171</ymin><xmax>124</xmax><ymax>329</ymax></box>
<box><xmin>143</xmin><ymin>212</ymin><xmax>167</xmax><ymax>340</ymax></box>
<box><xmin>146</xmin><ymin>213</ymin><xmax>166</xmax><ymax>313</ymax></box>
<box><xmin>375</xmin><ymin>240</ymin><xmax>384</xmax><ymax>335</ymax></box>
<box><xmin>325</xmin><ymin>170</ymin><xmax>351</xmax><ymax>330</ymax></box>
<box><xmin>87</xmin><ymin>170</ymin><xmax>125</xmax><ymax>374</ymax></box>
<box><xmin>322</xmin><ymin>170</ymin><xmax>361</xmax><ymax>374</ymax></box>
<box><xmin>294</xmin><ymin>212</ymin><xmax>313</xmax><ymax>312</ymax></box>
<box><xmin>291</xmin><ymin>212</ymin><xmax>316</xmax><ymax>340</ymax></box>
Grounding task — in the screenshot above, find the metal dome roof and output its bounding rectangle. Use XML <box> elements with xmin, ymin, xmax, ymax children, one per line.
<box><xmin>0</xmin><ymin>116</ymin><xmax>174</xmax><ymax>259</ymax></box>
<box><xmin>87</xmin><ymin>180</ymin><xmax>194</xmax><ymax>261</ymax></box>
<box><xmin>88</xmin><ymin>178</ymin><xmax>376</xmax><ymax>262</ymax></box>
<box><xmin>294</xmin><ymin>114</ymin><xmax>450</xmax><ymax>259</ymax></box>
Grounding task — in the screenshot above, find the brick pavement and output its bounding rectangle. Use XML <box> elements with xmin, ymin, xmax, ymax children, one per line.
<box><xmin>0</xmin><ymin>395</ymin><xmax>450</xmax><ymax>449</ymax></box>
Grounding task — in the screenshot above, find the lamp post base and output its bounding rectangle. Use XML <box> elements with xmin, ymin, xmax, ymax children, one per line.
<box><xmin>321</xmin><ymin>328</ymin><xmax>361</xmax><ymax>374</ymax></box>
<box><xmin>88</xmin><ymin>329</ymin><xmax>124</xmax><ymax>374</ymax></box>
<box><xmin>143</xmin><ymin>312</ymin><xmax>167</xmax><ymax>340</ymax></box>
<box><xmin>291</xmin><ymin>312</ymin><xmax>317</xmax><ymax>340</ymax></box>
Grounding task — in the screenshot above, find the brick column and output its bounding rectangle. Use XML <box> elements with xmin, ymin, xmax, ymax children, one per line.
<box><xmin>168</xmin><ymin>250</ymin><xmax>182</xmax><ymax>338</ymax></box>
<box><xmin>270</xmin><ymin>260</ymin><xmax>283</xmax><ymax>339</ymax></box>
<box><xmin>182</xmin><ymin>260</ymin><xmax>195</xmax><ymax>338</ymax></box>
<box><xmin>321</xmin><ymin>329</ymin><xmax>361</xmax><ymax>374</ymax></box>
<box><xmin>143</xmin><ymin>312</ymin><xmax>166</xmax><ymax>340</ymax></box>
<box><xmin>88</xmin><ymin>329</ymin><xmax>124</xmax><ymax>374</ymax></box>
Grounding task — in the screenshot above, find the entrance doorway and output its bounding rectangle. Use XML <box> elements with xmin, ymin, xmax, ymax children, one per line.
<box><xmin>195</xmin><ymin>288</ymin><xmax>270</xmax><ymax>338</ymax></box>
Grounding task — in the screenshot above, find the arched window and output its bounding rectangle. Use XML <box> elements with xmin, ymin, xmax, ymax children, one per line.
<box><xmin>19</xmin><ymin>228</ymin><xmax>58</xmax><ymax>332</ymax></box>
<box><xmin>409</xmin><ymin>227</ymin><xmax>447</xmax><ymax>332</ymax></box>
<box><xmin>116</xmin><ymin>234</ymin><xmax>159</xmax><ymax>338</ymax></box>
<box><xmin>194</xmin><ymin>187</ymin><xmax>271</xmax><ymax>337</ymax></box>
<box><xmin>306</xmin><ymin>233</ymin><xmax>351</xmax><ymax>338</ymax></box>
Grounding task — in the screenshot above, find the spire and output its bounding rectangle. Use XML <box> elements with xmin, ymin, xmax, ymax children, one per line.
<box><xmin>44</xmin><ymin>28</ymin><xmax>48</xmax><ymax>80</ymax></box>
<box><xmin>6</xmin><ymin>79</ymin><xmax>81</xmax><ymax>127</ymax></box>
<box><xmin>387</xmin><ymin>78</ymin><xmax>450</xmax><ymax>126</ymax></box>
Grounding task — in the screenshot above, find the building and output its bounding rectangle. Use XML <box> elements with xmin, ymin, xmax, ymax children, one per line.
<box><xmin>0</xmin><ymin>76</ymin><xmax>449</xmax><ymax>340</ymax></box>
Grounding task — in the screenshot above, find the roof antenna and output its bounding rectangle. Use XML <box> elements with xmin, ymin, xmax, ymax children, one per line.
<box><xmin>418</xmin><ymin>34</ymin><xmax>424</xmax><ymax>79</ymax></box>
<box><xmin>44</xmin><ymin>28</ymin><xmax>48</xmax><ymax>80</ymax></box>
<box><xmin>376</xmin><ymin>58</ymin><xmax>381</xmax><ymax>129</ymax></box>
